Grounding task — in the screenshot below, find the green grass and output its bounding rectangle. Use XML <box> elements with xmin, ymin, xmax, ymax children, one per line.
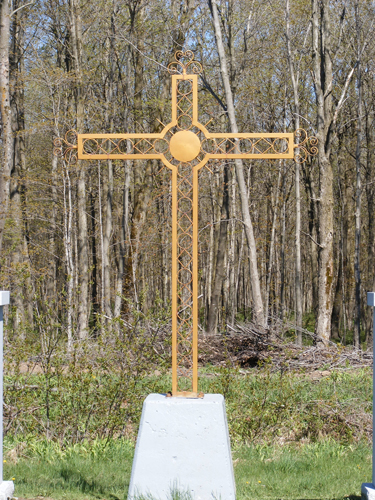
<box><xmin>2</xmin><ymin>437</ymin><xmax>369</xmax><ymax>499</ymax></box>
<box><xmin>234</xmin><ymin>441</ymin><xmax>368</xmax><ymax>499</ymax></box>
<box><xmin>4</xmin><ymin>437</ymin><xmax>134</xmax><ymax>500</ymax></box>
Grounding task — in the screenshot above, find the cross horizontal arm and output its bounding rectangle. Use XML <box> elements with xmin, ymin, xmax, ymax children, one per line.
<box><xmin>200</xmin><ymin>132</ymin><xmax>294</xmax><ymax>160</ymax></box>
<box><xmin>77</xmin><ymin>133</ymin><xmax>170</xmax><ymax>160</ymax></box>
<box><xmin>77</xmin><ymin>132</ymin><xmax>295</xmax><ymax>161</ymax></box>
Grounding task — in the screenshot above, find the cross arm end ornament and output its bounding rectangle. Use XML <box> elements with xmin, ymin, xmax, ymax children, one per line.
<box><xmin>53</xmin><ymin>130</ymin><xmax>78</xmax><ymax>164</ymax></box>
<box><xmin>293</xmin><ymin>128</ymin><xmax>318</xmax><ymax>164</ymax></box>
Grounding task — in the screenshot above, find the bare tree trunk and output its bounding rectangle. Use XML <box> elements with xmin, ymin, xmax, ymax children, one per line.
<box><xmin>311</xmin><ymin>0</ymin><xmax>355</xmax><ymax>343</ymax></box>
<box><xmin>102</xmin><ymin>6</ymin><xmax>117</xmax><ymax>322</ymax></box>
<box><xmin>114</xmin><ymin>159</ymin><xmax>130</xmax><ymax>319</ymax></box>
<box><xmin>114</xmin><ymin>41</ymin><xmax>131</xmax><ymax>320</ymax></box>
<box><xmin>228</xmin><ymin>166</ymin><xmax>236</xmax><ymax>323</ymax></box>
<box><xmin>69</xmin><ymin>0</ymin><xmax>88</xmax><ymax>339</ymax></box>
<box><xmin>9</xmin><ymin>5</ymin><xmax>25</xmax><ymax>333</ymax></box>
<box><xmin>280</xmin><ymin>160</ymin><xmax>286</xmax><ymax>323</ymax></box>
<box><xmin>265</xmin><ymin>163</ymin><xmax>282</xmax><ymax>324</ymax></box>
<box><xmin>205</xmin><ymin>178</ymin><xmax>215</xmax><ymax>325</ymax></box>
<box><xmin>98</xmin><ymin>161</ymin><xmax>104</xmax><ymax>316</ymax></box>
<box><xmin>0</xmin><ymin>0</ymin><xmax>12</xmax><ymax>253</ymax></box>
<box><xmin>63</xmin><ymin>160</ymin><xmax>74</xmax><ymax>352</ymax></box>
<box><xmin>209</xmin><ymin>0</ymin><xmax>265</xmax><ymax>326</ymax></box>
<box><xmin>285</xmin><ymin>0</ymin><xmax>304</xmax><ymax>345</ymax></box>
<box><xmin>353</xmin><ymin>0</ymin><xmax>362</xmax><ymax>349</ymax></box>
<box><xmin>89</xmin><ymin>179</ymin><xmax>99</xmax><ymax>331</ymax></box>
<box><xmin>207</xmin><ymin>163</ymin><xmax>229</xmax><ymax>333</ymax></box>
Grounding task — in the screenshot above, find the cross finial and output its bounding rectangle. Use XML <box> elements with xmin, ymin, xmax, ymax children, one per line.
<box><xmin>168</xmin><ymin>50</ymin><xmax>202</xmax><ymax>76</ymax></box>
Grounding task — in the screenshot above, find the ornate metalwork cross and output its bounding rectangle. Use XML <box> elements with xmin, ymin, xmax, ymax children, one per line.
<box><xmin>55</xmin><ymin>50</ymin><xmax>317</xmax><ymax>397</ymax></box>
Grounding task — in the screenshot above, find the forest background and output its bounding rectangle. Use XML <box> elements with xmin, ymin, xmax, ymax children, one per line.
<box><xmin>0</xmin><ymin>0</ymin><xmax>375</xmax><ymax>351</ymax></box>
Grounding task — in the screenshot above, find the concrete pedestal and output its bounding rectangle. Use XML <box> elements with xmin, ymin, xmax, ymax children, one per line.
<box><xmin>127</xmin><ymin>394</ymin><xmax>236</xmax><ymax>500</ymax></box>
<box><xmin>362</xmin><ymin>483</ymin><xmax>375</xmax><ymax>500</ymax></box>
<box><xmin>0</xmin><ymin>481</ymin><xmax>14</xmax><ymax>500</ymax></box>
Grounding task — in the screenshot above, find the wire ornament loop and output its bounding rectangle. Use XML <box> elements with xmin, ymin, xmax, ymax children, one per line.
<box><xmin>293</xmin><ymin>128</ymin><xmax>318</xmax><ymax>164</ymax></box>
<box><xmin>53</xmin><ymin>130</ymin><xmax>78</xmax><ymax>164</ymax></box>
<box><xmin>168</xmin><ymin>50</ymin><xmax>202</xmax><ymax>75</ymax></box>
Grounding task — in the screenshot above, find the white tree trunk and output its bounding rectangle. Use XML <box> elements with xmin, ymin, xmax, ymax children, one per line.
<box><xmin>0</xmin><ymin>0</ymin><xmax>12</xmax><ymax>252</ymax></box>
<box><xmin>285</xmin><ymin>0</ymin><xmax>303</xmax><ymax>345</ymax></box>
<box><xmin>209</xmin><ymin>0</ymin><xmax>265</xmax><ymax>326</ymax></box>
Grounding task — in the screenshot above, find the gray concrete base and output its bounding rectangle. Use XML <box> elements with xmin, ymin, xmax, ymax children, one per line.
<box><xmin>0</xmin><ymin>481</ymin><xmax>14</xmax><ymax>500</ymax></box>
<box><xmin>362</xmin><ymin>483</ymin><xmax>375</xmax><ymax>500</ymax></box>
<box><xmin>127</xmin><ymin>394</ymin><xmax>236</xmax><ymax>500</ymax></box>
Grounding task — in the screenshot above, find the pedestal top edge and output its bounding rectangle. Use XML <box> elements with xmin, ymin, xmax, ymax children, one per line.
<box><xmin>144</xmin><ymin>393</ymin><xmax>225</xmax><ymax>403</ymax></box>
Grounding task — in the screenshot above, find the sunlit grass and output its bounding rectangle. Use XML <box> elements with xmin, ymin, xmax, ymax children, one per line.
<box><xmin>234</xmin><ymin>441</ymin><xmax>369</xmax><ymax>499</ymax></box>
<box><xmin>2</xmin><ymin>437</ymin><xmax>369</xmax><ymax>499</ymax></box>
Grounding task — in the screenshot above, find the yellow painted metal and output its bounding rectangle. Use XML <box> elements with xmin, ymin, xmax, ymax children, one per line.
<box><xmin>171</xmin><ymin>167</ymin><xmax>178</xmax><ymax>396</ymax></box>
<box><xmin>54</xmin><ymin>51</ymin><xmax>317</xmax><ymax>397</ymax></box>
<box><xmin>169</xmin><ymin>131</ymin><xmax>201</xmax><ymax>162</ymax></box>
<box><xmin>192</xmin><ymin>165</ymin><xmax>199</xmax><ymax>394</ymax></box>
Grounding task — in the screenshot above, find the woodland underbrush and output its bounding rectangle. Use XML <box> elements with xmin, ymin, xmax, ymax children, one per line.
<box><xmin>3</xmin><ymin>312</ymin><xmax>373</xmax><ymax>447</ymax></box>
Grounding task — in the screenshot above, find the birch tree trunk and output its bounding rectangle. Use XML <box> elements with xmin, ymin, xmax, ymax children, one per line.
<box><xmin>114</xmin><ymin>42</ymin><xmax>131</xmax><ymax>320</ymax></box>
<box><xmin>353</xmin><ymin>0</ymin><xmax>362</xmax><ymax>349</ymax></box>
<box><xmin>63</xmin><ymin>160</ymin><xmax>74</xmax><ymax>352</ymax></box>
<box><xmin>102</xmin><ymin>4</ymin><xmax>118</xmax><ymax>322</ymax></box>
<box><xmin>0</xmin><ymin>0</ymin><xmax>12</xmax><ymax>253</ymax></box>
<box><xmin>285</xmin><ymin>0</ymin><xmax>303</xmax><ymax>345</ymax></box>
<box><xmin>209</xmin><ymin>0</ymin><xmax>265</xmax><ymax>326</ymax></box>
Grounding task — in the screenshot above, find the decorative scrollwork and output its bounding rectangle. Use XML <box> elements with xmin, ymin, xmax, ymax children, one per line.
<box><xmin>168</xmin><ymin>50</ymin><xmax>202</xmax><ymax>75</ymax></box>
<box><xmin>293</xmin><ymin>128</ymin><xmax>318</xmax><ymax>164</ymax></box>
<box><xmin>53</xmin><ymin>130</ymin><xmax>78</xmax><ymax>164</ymax></box>
<box><xmin>201</xmin><ymin>136</ymin><xmax>290</xmax><ymax>156</ymax></box>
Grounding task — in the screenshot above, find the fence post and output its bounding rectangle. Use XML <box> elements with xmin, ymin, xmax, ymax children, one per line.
<box><xmin>362</xmin><ymin>292</ymin><xmax>375</xmax><ymax>500</ymax></box>
<box><xmin>0</xmin><ymin>292</ymin><xmax>14</xmax><ymax>500</ymax></box>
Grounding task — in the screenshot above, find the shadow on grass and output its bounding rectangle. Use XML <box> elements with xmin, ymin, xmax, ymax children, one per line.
<box><xmin>59</xmin><ymin>465</ymin><xmax>121</xmax><ymax>499</ymax></box>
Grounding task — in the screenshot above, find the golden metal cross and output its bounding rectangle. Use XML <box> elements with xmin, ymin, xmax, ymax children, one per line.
<box><xmin>55</xmin><ymin>50</ymin><xmax>317</xmax><ymax>397</ymax></box>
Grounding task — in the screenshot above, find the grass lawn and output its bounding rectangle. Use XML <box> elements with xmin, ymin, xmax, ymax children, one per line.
<box><xmin>3</xmin><ymin>438</ymin><xmax>370</xmax><ymax>499</ymax></box>
<box><xmin>3</xmin><ymin>367</ymin><xmax>372</xmax><ymax>499</ymax></box>
<box><xmin>233</xmin><ymin>441</ymin><xmax>369</xmax><ymax>499</ymax></box>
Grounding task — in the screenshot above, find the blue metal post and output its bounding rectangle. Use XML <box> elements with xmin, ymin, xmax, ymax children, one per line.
<box><xmin>0</xmin><ymin>292</ymin><xmax>9</xmax><ymax>484</ymax></box>
<box><xmin>367</xmin><ymin>292</ymin><xmax>375</xmax><ymax>487</ymax></box>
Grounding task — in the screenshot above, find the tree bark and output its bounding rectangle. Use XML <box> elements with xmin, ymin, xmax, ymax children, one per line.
<box><xmin>353</xmin><ymin>0</ymin><xmax>362</xmax><ymax>349</ymax></box>
<box><xmin>285</xmin><ymin>0</ymin><xmax>304</xmax><ymax>345</ymax></box>
<box><xmin>265</xmin><ymin>164</ymin><xmax>282</xmax><ymax>324</ymax></box>
<box><xmin>0</xmin><ymin>0</ymin><xmax>12</xmax><ymax>253</ymax></box>
<box><xmin>69</xmin><ymin>0</ymin><xmax>89</xmax><ymax>339</ymax></box>
<box><xmin>207</xmin><ymin>163</ymin><xmax>229</xmax><ymax>334</ymax></box>
<box><xmin>311</xmin><ymin>0</ymin><xmax>354</xmax><ymax>343</ymax></box>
